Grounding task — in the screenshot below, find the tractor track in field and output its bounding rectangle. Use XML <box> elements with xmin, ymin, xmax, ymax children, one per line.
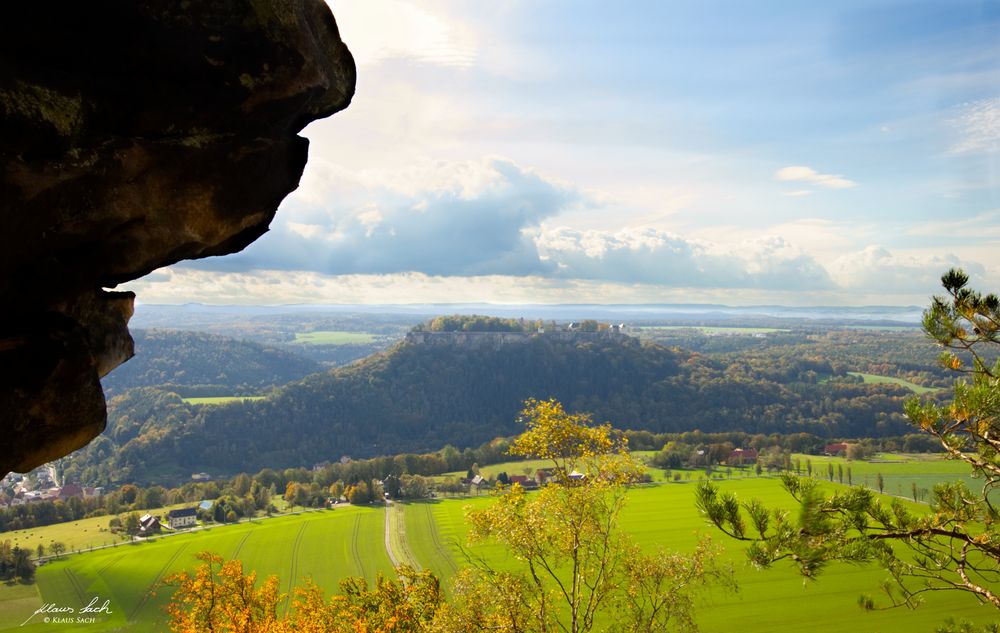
<box><xmin>232</xmin><ymin>529</ymin><xmax>254</xmax><ymax>559</ymax></box>
<box><xmin>128</xmin><ymin>542</ymin><xmax>188</xmax><ymax>622</ymax></box>
<box><xmin>64</xmin><ymin>568</ymin><xmax>86</xmax><ymax>604</ymax></box>
<box><xmin>283</xmin><ymin>523</ymin><xmax>308</xmax><ymax>613</ymax></box>
<box><xmin>350</xmin><ymin>514</ymin><xmax>365</xmax><ymax>579</ymax></box>
<box><xmin>97</xmin><ymin>553</ymin><xmax>125</xmax><ymax>577</ymax></box>
<box><xmin>424</xmin><ymin>504</ymin><xmax>458</xmax><ymax>574</ymax></box>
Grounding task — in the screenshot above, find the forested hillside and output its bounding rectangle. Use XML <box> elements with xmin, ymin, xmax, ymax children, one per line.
<box><xmin>103</xmin><ymin>329</ymin><xmax>321</xmax><ymax>396</ymax></box>
<box><xmin>69</xmin><ymin>329</ymin><xmax>927</xmax><ymax>484</ymax></box>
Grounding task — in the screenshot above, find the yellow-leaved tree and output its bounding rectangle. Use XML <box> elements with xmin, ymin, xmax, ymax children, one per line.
<box><xmin>163</xmin><ymin>553</ymin><xmax>443</xmax><ymax>633</ymax></box>
<box><xmin>435</xmin><ymin>398</ymin><xmax>733</xmax><ymax>633</ymax></box>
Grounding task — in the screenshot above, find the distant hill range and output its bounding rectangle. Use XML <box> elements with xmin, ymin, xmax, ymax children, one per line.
<box><xmin>67</xmin><ymin>320</ymin><xmax>920</xmax><ymax>485</ymax></box>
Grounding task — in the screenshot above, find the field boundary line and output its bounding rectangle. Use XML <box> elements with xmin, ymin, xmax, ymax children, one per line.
<box><xmin>128</xmin><ymin>542</ymin><xmax>188</xmax><ymax>622</ymax></box>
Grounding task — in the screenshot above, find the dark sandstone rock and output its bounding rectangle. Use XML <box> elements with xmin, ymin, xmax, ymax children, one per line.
<box><xmin>0</xmin><ymin>0</ymin><xmax>355</xmax><ymax>475</ymax></box>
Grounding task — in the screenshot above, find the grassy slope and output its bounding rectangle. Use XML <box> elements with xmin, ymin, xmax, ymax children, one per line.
<box><xmin>2</xmin><ymin>502</ymin><xmax>204</xmax><ymax>554</ymax></box>
<box><xmin>848</xmin><ymin>371</ymin><xmax>938</xmax><ymax>394</ymax></box>
<box><xmin>5</xmin><ymin>507</ymin><xmax>391</xmax><ymax>632</ymax></box>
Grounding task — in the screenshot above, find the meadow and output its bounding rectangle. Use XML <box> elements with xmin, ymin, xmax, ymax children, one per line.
<box><xmin>1</xmin><ymin>502</ymin><xmax>211</xmax><ymax>554</ymax></box>
<box><xmin>3</xmin><ymin>458</ymin><xmax>999</xmax><ymax>631</ymax></box>
<box><xmin>847</xmin><ymin>371</ymin><xmax>939</xmax><ymax>394</ymax></box>
<box><xmin>401</xmin><ymin>480</ymin><xmax>998</xmax><ymax>632</ymax></box>
<box><xmin>1</xmin><ymin>506</ymin><xmax>391</xmax><ymax>632</ymax></box>
<box><xmin>293</xmin><ymin>331</ymin><xmax>377</xmax><ymax>345</ymax></box>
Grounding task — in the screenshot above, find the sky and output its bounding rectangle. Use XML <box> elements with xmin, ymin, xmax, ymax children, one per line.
<box><xmin>124</xmin><ymin>0</ymin><xmax>1000</xmax><ymax>306</ymax></box>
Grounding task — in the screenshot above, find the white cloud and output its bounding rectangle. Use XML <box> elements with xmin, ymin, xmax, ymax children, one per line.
<box><xmin>192</xmin><ymin>157</ymin><xmax>578</xmax><ymax>278</ymax></box>
<box><xmin>775</xmin><ymin>165</ymin><xmax>857</xmax><ymax>189</ymax></box>
<box><xmin>533</xmin><ymin>227</ymin><xmax>835</xmax><ymax>290</ymax></box>
<box><xmin>828</xmin><ymin>245</ymin><xmax>985</xmax><ymax>294</ymax></box>
<box><xmin>950</xmin><ymin>97</ymin><xmax>1000</xmax><ymax>154</ymax></box>
<box><xmin>329</xmin><ymin>0</ymin><xmax>478</xmax><ymax>68</ymax></box>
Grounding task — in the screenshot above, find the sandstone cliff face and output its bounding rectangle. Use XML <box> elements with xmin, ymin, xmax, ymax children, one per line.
<box><xmin>0</xmin><ymin>1</ymin><xmax>355</xmax><ymax>475</ymax></box>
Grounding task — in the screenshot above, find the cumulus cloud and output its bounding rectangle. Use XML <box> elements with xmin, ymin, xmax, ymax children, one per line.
<box><xmin>190</xmin><ymin>157</ymin><xmax>575</xmax><ymax>277</ymax></box>
<box><xmin>950</xmin><ymin>97</ymin><xmax>1000</xmax><ymax>154</ymax></box>
<box><xmin>775</xmin><ymin>166</ymin><xmax>857</xmax><ymax>189</ymax></box>
<box><xmin>828</xmin><ymin>245</ymin><xmax>986</xmax><ymax>294</ymax></box>
<box><xmin>534</xmin><ymin>228</ymin><xmax>836</xmax><ymax>291</ymax></box>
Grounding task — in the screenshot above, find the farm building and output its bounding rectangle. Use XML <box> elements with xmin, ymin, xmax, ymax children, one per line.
<box><xmin>167</xmin><ymin>507</ymin><xmax>198</xmax><ymax>529</ymax></box>
<box><xmin>138</xmin><ymin>514</ymin><xmax>161</xmax><ymax>534</ymax></box>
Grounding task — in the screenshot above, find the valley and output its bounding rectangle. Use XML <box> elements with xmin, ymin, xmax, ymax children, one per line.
<box><xmin>3</xmin><ymin>464</ymin><xmax>996</xmax><ymax>632</ymax></box>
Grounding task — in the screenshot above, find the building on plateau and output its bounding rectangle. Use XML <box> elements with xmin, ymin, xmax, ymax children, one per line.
<box><xmin>167</xmin><ymin>507</ymin><xmax>198</xmax><ymax>529</ymax></box>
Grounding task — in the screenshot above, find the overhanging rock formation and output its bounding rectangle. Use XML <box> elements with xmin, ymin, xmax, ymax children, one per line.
<box><xmin>0</xmin><ymin>1</ymin><xmax>355</xmax><ymax>475</ymax></box>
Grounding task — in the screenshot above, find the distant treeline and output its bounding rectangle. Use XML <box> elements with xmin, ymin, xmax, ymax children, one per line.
<box><xmin>66</xmin><ymin>326</ymin><xmax>949</xmax><ymax>485</ymax></box>
<box><xmin>416</xmin><ymin>315</ymin><xmax>545</xmax><ymax>332</ymax></box>
<box><xmin>102</xmin><ymin>329</ymin><xmax>321</xmax><ymax>397</ymax></box>
<box><xmin>4</xmin><ymin>426</ymin><xmax>946</xmax><ymax>536</ymax></box>
<box><xmin>622</xmin><ymin>429</ymin><xmax>944</xmax><ymax>454</ymax></box>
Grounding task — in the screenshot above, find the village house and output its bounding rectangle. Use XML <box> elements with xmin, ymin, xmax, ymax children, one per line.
<box><xmin>138</xmin><ymin>514</ymin><xmax>161</xmax><ymax>535</ymax></box>
<box><xmin>728</xmin><ymin>448</ymin><xmax>759</xmax><ymax>466</ymax></box>
<box><xmin>824</xmin><ymin>442</ymin><xmax>850</xmax><ymax>456</ymax></box>
<box><xmin>57</xmin><ymin>482</ymin><xmax>84</xmax><ymax>500</ymax></box>
<box><xmin>167</xmin><ymin>507</ymin><xmax>198</xmax><ymax>529</ymax></box>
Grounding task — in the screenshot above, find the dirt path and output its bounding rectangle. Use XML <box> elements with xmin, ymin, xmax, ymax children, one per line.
<box><xmin>384</xmin><ymin>502</ymin><xmax>422</xmax><ymax>572</ymax></box>
<box><xmin>384</xmin><ymin>502</ymin><xmax>400</xmax><ymax>568</ymax></box>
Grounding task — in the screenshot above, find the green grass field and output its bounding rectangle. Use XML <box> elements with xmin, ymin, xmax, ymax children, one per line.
<box><xmin>1</xmin><ymin>502</ymin><xmax>207</xmax><ymax>554</ymax></box>
<box><xmin>293</xmin><ymin>331</ymin><xmax>376</xmax><ymax>345</ymax></box>
<box><xmin>3</xmin><ymin>461</ymin><xmax>999</xmax><ymax>631</ymax></box>
<box><xmin>182</xmin><ymin>396</ymin><xmax>266</xmax><ymax>405</ymax></box>
<box><xmin>2</xmin><ymin>507</ymin><xmax>391</xmax><ymax>631</ymax></box>
<box><xmin>0</xmin><ymin>583</ymin><xmax>39</xmax><ymax>630</ymax></box>
<box><xmin>848</xmin><ymin>371</ymin><xmax>939</xmax><ymax>394</ymax></box>
<box><xmin>786</xmin><ymin>452</ymin><xmax>981</xmax><ymax>502</ymax></box>
<box><xmin>399</xmin><ymin>480</ymin><xmax>997</xmax><ymax>632</ymax></box>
